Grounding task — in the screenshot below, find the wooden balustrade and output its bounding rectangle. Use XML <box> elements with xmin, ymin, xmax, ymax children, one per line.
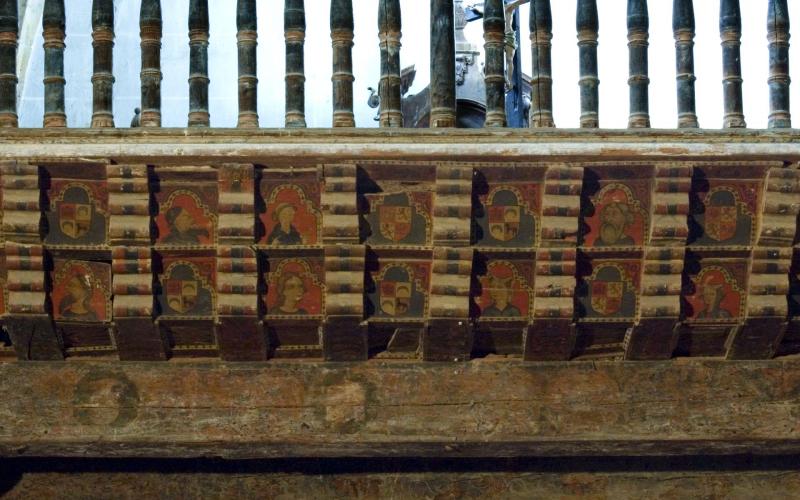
<box><xmin>188</xmin><ymin>0</ymin><xmax>210</xmax><ymax>127</ymax></box>
<box><xmin>0</xmin><ymin>2</ymin><xmax>793</xmax><ymax>131</ymax></box>
<box><xmin>42</xmin><ymin>0</ymin><xmax>66</xmax><ymax>128</ymax></box>
<box><xmin>673</xmin><ymin>0</ymin><xmax>698</xmax><ymax>128</ymax></box>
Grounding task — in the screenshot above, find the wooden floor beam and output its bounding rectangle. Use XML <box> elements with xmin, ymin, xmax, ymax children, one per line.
<box><xmin>1</xmin><ymin>359</ymin><xmax>799</xmax><ymax>458</ymax></box>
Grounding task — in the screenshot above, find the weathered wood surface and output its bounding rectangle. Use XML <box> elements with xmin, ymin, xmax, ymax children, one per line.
<box><xmin>0</xmin><ymin>0</ymin><xmax>18</xmax><ymax>128</ymax></box>
<box><xmin>673</xmin><ymin>0</ymin><xmax>698</xmax><ymax>128</ymax></box>
<box><xmin>377</xmin><ymin>0</ymin><xmax>402</xmax><ymax>128</ymax></box>
<box><xmin>330</xmin><ymin>0</ymin><xmax>355</xmax><ymax>127</ymax></box>
<box><xmin>188</xmin><ymin>0</ymin><xmax>210</xmax><ymax>127</ymax></box>
<box><xmin>577</xmin><ymin>0</ymin><xmax>599</xmax><ymax>129</ymax></box>
<box><xmin>429</xmin><ymin>0</ymin><xmax>455</xmax><ymax>128</ymax></box>
<box><xmin>42</xmin><ymin>0</ymin><xmax>66</xmax><ymax>128</ymax></box>
<box><xmin>236</xmin><ymin>0</ymin><xmax>258</xmax><ymax>128</ymax></box>
<box><xmin>91</xmin><ymin>0</ymin><xmax>114</xmax><ymax>128</ymax></box>
<box><xmin>284</xmin><ymin>0</ymin><xmax>306</xmax><ymax>128</ymax></box>
<box><xmin>767</xmin><ymin>0</ymin><xmax>791</xmax><ymax>129</ymax></box>
<box><xmin>483</xmin><ymin>0</ymin><xmax>505</xmax><ymax>127</ymax></box>
<box><xmin>720</xmin><ymin>0</ymin><xmax>746</xmax><ymax>128</ymax></box>
<box><xmin>139</xmin><ymin>0</ymin><xmax>162</xmax><ymax>128</ymax></box>
<box><xmin>4</xmin><ymin>469</ymin><xmax>800</xmax><ymax>499</ymax></box>
<box><xmin>529</xmin><ymin>0</ymin><xmax>554</xmax><ymax>128</ymax></box>
<box><xmin>1</xmin><ymin>359</ymin><xmax>800</xmax><ymax>458</ymax></box>
<box><xmin>1</xmin><ymin>129</ymin><xmax>800</xmax><ymax>165</ymax></box>
<box><xmin>627</xmin><ymin>0</ymin><xmax>650</xmax><ymax>128</ymax></box>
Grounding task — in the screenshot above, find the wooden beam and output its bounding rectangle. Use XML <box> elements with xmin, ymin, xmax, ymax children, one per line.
<box><xmin>1</xmin><ymin>359</ymin><xmax>800</xmax><ymax>458</ymax></box>
<box><xmin>429</xmin><ymin>0</ymin><xmax>456</xmax><ymax>128</ymax></box>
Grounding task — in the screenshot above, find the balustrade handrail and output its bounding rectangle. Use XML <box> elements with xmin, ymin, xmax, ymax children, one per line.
<box><xmin>0</xmin><ymin>0</ymin><xmax>793</xmax><ymax>130</ymax></box>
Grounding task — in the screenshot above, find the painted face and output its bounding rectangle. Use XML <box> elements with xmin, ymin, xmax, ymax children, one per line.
<box><xmin>602</xmin><ymin>204</ymin><xmax>627</xmax><ymax>229</ymax></box>
<box><xmin>66</xmin><ymin>276</ymin><xmax>89</xmax><ymax>301</ymax></box>
<box><xmin>282</xmin><ymin>275</ymin><xmax>305</xmax><ymax>304</ymax></box>
<box><xmin>278</xmin><ymin>206</ymin><xmax>296</xmax><ymax>227</ymax></box>
<box><xmin>174</xmin><ymin>208</ymin><xmax>196</xmax><ymax>233</ymax></box>
<box><xmin>702</xmin><ymin>284</ymin><xmax>720</xmax><ymax>308</ymax></box>
<box><xmin>489</xmin><ymin>285</ymin><xmax>510</xmax><ymax>307</ymax></box>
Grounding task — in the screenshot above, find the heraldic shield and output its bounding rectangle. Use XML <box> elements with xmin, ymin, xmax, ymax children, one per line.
<box><xmin>47</xmin><ymin>183</ymin><xmax>108</xmax><ymax>245</ymax></box>
<box><xmin>59</xmin><ymin>200</ymin><xmax>92</xmax><ymax>239</ymax></box>
<box><xmin>704</xmin><ymin>190</ymin><xmax>738</xmax><ymax>242</ymax></box>
<box><xmin>585</xmin><ymin>265</ymin><xmax>636</xmax><ymax>318</ymax></box>
<box><xmin>379</xmin><ymin>205</ymin><xmax>413</xmax><ymax>243</ymax></box>
<box><xmin>488</xmin><ymin>204</ymin><xmax>521</xmax><ymax>242</ymax></box>
<box><xmin>159</xmin><ymin>262</ymin><xmax>214</xmax><ymax>317</ymax></box>
<box><xmin>380</xmin><ymin>279</ymin><xmax>412</xmax><ymax>316</ymax></box>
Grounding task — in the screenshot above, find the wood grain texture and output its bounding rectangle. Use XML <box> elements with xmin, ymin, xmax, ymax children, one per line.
<box><xmin>2</xmin><ymin>359</ymin><xmax>800</xmax><ymax>458</ymax></box>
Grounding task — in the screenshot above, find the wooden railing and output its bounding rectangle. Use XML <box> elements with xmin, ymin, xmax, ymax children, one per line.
<box><xmin>0</xmin><ymin>0</ymin><xmax>793</xmax><ymax>129</ymax></box>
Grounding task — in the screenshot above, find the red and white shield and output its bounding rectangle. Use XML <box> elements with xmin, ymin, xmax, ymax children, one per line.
<box><xmin>379</xmin><ymin>205</ymin><xmax>413</xmax><ymax>242</ymax></box>
<box><xmin>591</xmin><ymin>280</ymin><xmax>623</xmax><ymax>316</ymax></box>
<box><xmin>379</xmin><ymin>280</ymin><xmax>412</xmax><ymax>316</ymax></box>
<box><xmin>166</xmin><ymin>279</ymin><xmax>198</xmax><ymax>314</ymax></box>
<box><xmin>705</xmin><ymin>205</ymin><xmax>737</xmax><ymax>242</ymax></box>
<box><xmin>59</xmin><ymin>202</ymin><xmax>92</xmax><ymax>239</ymax></box>
<box><xmin>487</xmin><ymin>205</ymin><xmax>521</xmax><ymax>242</ymax></box>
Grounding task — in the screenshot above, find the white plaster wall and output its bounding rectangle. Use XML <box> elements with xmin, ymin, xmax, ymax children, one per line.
<box><xmin>15</xmin><ymin>1</ymin><xmax>800</xmax><ymax>129</ymax></box>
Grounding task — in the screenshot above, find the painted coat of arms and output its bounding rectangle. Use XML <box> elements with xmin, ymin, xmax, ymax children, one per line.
<box><xmin>264</xmin><ymin>258</ymin><xmax>325</xmax><ymax>317</ymax></box>
<box><xmin>369</xmin><ymin>261</ymin><xmax>430</xmax><ymax>319</ymax></box>
<box><xmin>691</xmin><ymin>186</ymin><xmax>755</xmax><ymax>247</ymax></box>
<box><xmin>51</xmin><ymin>260</ymin><xmax>111</xmax><ymax>322</ymax></box>
<box><xmin>580</xmin><ymin>261</ymin><xmax>640</xmax><ymax>319</ymax></box>
<box><xmin>46</xmin><ymin>181</ymin><xmax>108</xmax><ymax>246</ymax></box>
<box><xmin>475</xmin><ymin>185</ymin><xmax>538</xmax><ymax>247</ymax></box>
<box><xmin>157</xmin><ymin>259</ymin><xmax>216</xmax><ymax>317</ymax></box>
<box><xmin>260</xmin><ymin>181</ymin><xmax>321</xmax><ymax>246</ymax></box>
<box><xmin>477</xmin><ymin>260</ymin><xmax>533</xmax><ymax>320</ymax></box>
<box><xmin>364</xmin><ymin>192</ymin><xmax>432</xmax><ymax>246</ymax></box>
<box><xmin>155</xmin><ymin>187</ymin><xmax>217</xmax><ymax>247</ymax></box>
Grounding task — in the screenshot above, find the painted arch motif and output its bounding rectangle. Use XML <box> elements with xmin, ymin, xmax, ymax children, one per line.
<box><xmin>583</xmin><ymin>183</ymin><xmax>647</xmax><ymax>248</ymax></box>
<box><xmin>260</xmin><ymin>183</ymin><xmax>322</xmax><ymax>246</ymax></box>
<box><xmin>158</xmin><ymin>261</ymin><xmax>216</xmax><ymax>318</ymax></box>
<box><xmin>477</xmin><ymin>260</ymin><xmax>532</xmax><ymax>321</ymax></box>
<box><xmin>265</xmin><ymin>258</ymin><xmax>325</xmax><ymax>317</ymax></box>
<box><xmin>475</xmin><ymin>185</ymin><xmax>538</xmax><ymax>248</ymax></box>
<box><xmin>685</xmin><ymin>266</ymin><xmax>744</xmax><ymax>322</ymax></box>
<box><xmin>46</xmin><ymin>181</ymin><xmax>109</xmax><ymax>246</ymax></box>
<box><xmin>51</xmin><ymin>260</ymin><xmax>111</xmax><ymax>322</ymax></box>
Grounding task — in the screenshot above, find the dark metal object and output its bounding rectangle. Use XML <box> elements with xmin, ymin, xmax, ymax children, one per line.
<box><xmin>0</xmin><ymin>0</ymin><xmax>17</xmax><ymax>127</ymax></box>
<box><xmin>188</xmin><ymin>0</ymin><xmax>210</xmax><ymax>126</ymax></box>
<box><xmin>285</xmin><ymin>0</ymin><xmax>306</xmax><ymax>128</ymax></box>
<box><xmin>43</xmin><ymin>0</ymin><xmax>66</xmax><ymax>128</ymax></box>
<box><xmin>237</xmin><ymin>0</ymin><xmax>258</xmax><ymax>128</ymax></box>
<box><xmin>720</xmin><ymin>0</ymin><xmax>746</xmax><ymax>128</ymax></box>
<box><xmin>627</xmin><ymin>0</ymin><xmax>649</xmax><ymax>128</ymax></box>
<box><xmin>767</xmin><ymin>0</ymin><xmax>791</xmax><ymax>128</ymax></box>
<box><xmin>331</xmin><ymin>0</ymin><xmax>355</xmax><ymax>127</ymax></box>
<box><xmin>483</xmin><ymin>0</ymin><xmax>506</xmax><ymax>127</ymax></box>
<box><xmin>91</xmin><ymin>0</ymin><xmax>114</xmax><ymax>128</ymax></box>
<box><xmin>529</xmin><ymin>0</ymin><xmax>554</xmax><ymax>127</ymax></box>
<box><xmin>378</xmin><ymin>0</ymin><xmax>402</xmax><ymax>127</ymax></box>
<box><xmin>673</xmin><ymin>0</ymin><xmax>698</xmax><ymax>128</ymax></box>
<box><xmin>430</xmin><ymin>0</ymin><xmax>456</xmax><ymax>127</ymax></box>
<box><xmin>140</xmin><ymin>0</ymin><xmax>162</xmax><ymax>127</ymax></box>
<box><xmin>577</xmin><ymin>0</ymin><xmax>599</xmax><ymax>128</ymax></box>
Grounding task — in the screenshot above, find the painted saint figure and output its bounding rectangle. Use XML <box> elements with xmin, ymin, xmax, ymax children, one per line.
<box><xmin>163</xmin><ymin>206</ymin><xmax>210</xmax><ymax>244</ymax></box>
<box><xmin>596</xmin><ymin>201</ymin><xmax>636</xmax><ymax>247</ymax></box>
<box><xmin>696</xmin><ymin>274</ymin><xmax>733</xmax><ymax>319</ymax></box>
<box><xmin>59</xmin><ymin>274</ymin><xmax>98</xmax><ymax>321</ymax></box>
<box><xmin>274</xmin><ymin>272</ymin><xmax>308</xmax><ymax>315</ymax></box>
<box><xmin>482</xmin><ymin>275</ymin><xmax>521</xmax><ymax>317</ymax></box>
<box><xmin>267</xmin><ymin>203</ymin><xmax>304</xmax><ymax>245</ymax></box>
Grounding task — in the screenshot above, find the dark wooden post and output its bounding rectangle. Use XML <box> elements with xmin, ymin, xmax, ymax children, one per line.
<box><xmin>720</xmin><ymin>0</ymin><xmax>746</xmax><ymax>128</ymax></box>
<box><xmin>430</xmin><ymin>0</ymin><xmax>456</xmax><ymax>128</ymax></box>
<box><xmin>529</xmin><ymin>0</ymin><xmax>554</xmax><ymax>128</ymax></box>
<box><xmin>285</xmin><ymin>0</ymin><xmax>306</xmax><ymax>128</ymax></box>
<box><xmin>188</xmin><ymin>0</ymin><xmax>210</xmax><ymax>127</ymax></box>
<box><xmin>43</xmin><ymin>0</ymin><xmax>66</xmax><ymax>128</ymax></box>
<box><xmin>673</xmin><ymin>0</ymin><xmax>698</xmax><ymax>128</ymax></box>
<box><xmin>577</xmin><ymin>0</ymin><xmax>599</xmax><ymax>128</ymax></box>
<box><xmin>237</xmin><ymin>0</ymin><xmax>258</xmax><ymax>128</ymax></box>
<box><xmin>0</xmin><ymin>0</ymin><xmax>17</xmax><ymax>127</ymax></box>
<box><xmin>91</xmin><ymin>0</ymin><xmax>115</xmax><ymax>128</ymax></box>
<box><xmin>378</xmin><ymin>0</ymin><xmax>402</xmax><ymax>127</ymax></box>
<box><xmin>627</xmin><ymin>0</ymin><xmax>649</xmax><ymax>128</ymax></box>
<box><xmin>483</xmin><ymin>0</ymin><xmax>505</xmax><ymax>127</ymax></box>
<box><xmin>140</xmin><ymin>0</ymin><xmax>162</xmax><ymax>127</ymax></box>
<box><xmin>331</xmin><ymin>0</ymin><xmax>355</xmax><ymax>127</ymax></box>
<box><xmin>768</xmin><ymin>0</ymin><xmax>791</xmax><ymax>128</ymax></box>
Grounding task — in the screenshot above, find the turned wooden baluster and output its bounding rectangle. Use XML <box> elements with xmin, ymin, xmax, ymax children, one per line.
<box><xmin>43</xmin><ymin>0</ymin><xmax>66</xmax><ymax>128</ymax></box>
<box><xmin>673</xmin><ymin>0</ymin><xmax>698</xmax><ymax>128</ymax></box>
<box><xmin>285</xmin><ymin>0</ymin><xmax>306</xmax><ymax>128</ymax></box>
<box><xmin>0</xmin><ymin>0</ymin><xmax>17</xmax><ymax>127</ymax></box>
<box><xmin>530</xmin><ymin>0</ymin><xmax>554</xmax><ymax>128</ymax></box>
<box><xmin>720</xmin><ymin>0</ymin><xmax>746</xmax><ymax>128</ymax></box>
<box><xmin>483</xmin><ymin>0</ymin><xmax>505</xmax><ymax>127</ymax></box>
<box><xmin>91</xmin><ymin>0</ymin><xmax>114</xmax><ymax>128</ymax></box>
<box><xmin>331</xmin><ymin>0</ymin><xmax>355</xmax><ymax>127</ymax></box>
<box><xmin>627</xmin><ymin>0</ymin><xmax>649</xmax><ymax>128</ymax></box>
<box><xmin>768</xmin><ymin>0</ymin><xmax>791</xmax><ymax>129</ymax></box>
<box><xmin>430</xmin><ymin>0</ymin><xmax>456</xmax><ymax>128</ymax></box>
<box><xmin>577</xmin><ymin>0</ymin><xmax>599</xmax><ymax>128</ymax></box>
<box><xmin>378</xmin><ymin>0</ymin><xmax>402</xmax><ymax>127</ymax></box>
<box><xmin>237</xmin><ymin>0</ymin><xmax>258</xmax><ymax>128</ymax></box>
<box><xmin>140</xmin><ymin>0</ymin><xmax>162</xmax><ymax>127</ymax></box>
<box><xmin>188</xmin><ymin>0</ymin><xmax>210</xmax><ymax>127</ymax></box>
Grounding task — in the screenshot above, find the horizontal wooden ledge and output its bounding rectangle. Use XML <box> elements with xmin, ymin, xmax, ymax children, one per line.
<box><xmin>1</xmin><ymin>359</ymin><xmax>799</xmax><ymax>459</ymax></box>
<box><xmin>0</xmin><ymin>128</ymin><xmax>799</xmax><ymax>163</ymax></box>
